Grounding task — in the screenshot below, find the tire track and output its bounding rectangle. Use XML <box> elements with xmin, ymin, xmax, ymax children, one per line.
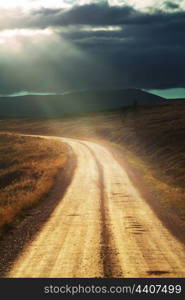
<box><xmin>81</xmin><ymin>142</ymin><xmax>123</xmax><ymax>277</ymax></box>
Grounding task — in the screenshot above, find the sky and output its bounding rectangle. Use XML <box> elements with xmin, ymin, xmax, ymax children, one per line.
<box><xmin>0</xmin><ymin>0</ymin><xmax>185</xmax><ymax>98</ymax></box>
<box><xmin>148</xmin><ymin>88</ymin><xmax>185</xmax><ymax>99</ymax></box>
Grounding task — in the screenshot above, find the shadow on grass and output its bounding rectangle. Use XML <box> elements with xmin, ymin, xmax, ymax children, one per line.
<box><xmin>0</xmin><ymin>148</ymin><xmax>76</xmax><ymax>278</ymax></box>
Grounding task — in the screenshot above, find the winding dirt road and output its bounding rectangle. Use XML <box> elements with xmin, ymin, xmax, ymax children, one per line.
<box><xmin>8</xmin><ymin>138</ymin><xmax>185</xmax><ymax>278</ymax></box>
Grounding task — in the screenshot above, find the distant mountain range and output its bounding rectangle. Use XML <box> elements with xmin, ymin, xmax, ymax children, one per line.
<box><xmin>0</xmin><ymin>89</ymin><xmax>166</xmax><ymax>117</ymax></box>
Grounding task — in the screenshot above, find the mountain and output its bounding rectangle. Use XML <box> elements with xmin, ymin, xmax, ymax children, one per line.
<box><xmin>0</xmin><ymin>89</ymin><xmax>165</xmax><ymax>117</ymax></box>
<box><xmin>169</xmin><ymin>98</ymin><xmax>185</xmax><ymax>103</ymax></box>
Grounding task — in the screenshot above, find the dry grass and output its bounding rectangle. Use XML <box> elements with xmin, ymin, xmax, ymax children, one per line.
<box><xmin>114</xmin><ymin>104</ymin><xmax>185</xmax><ymax>222</ymax></box>
<box><xmin>0</xmin><ymin>133</ymin><xmax>68</xmax><ymax>236</ymax></box>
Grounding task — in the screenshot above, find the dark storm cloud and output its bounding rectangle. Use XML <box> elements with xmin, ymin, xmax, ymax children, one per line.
<box><xmin>1</xmin><ymin>2</ymin><xmax>179</xmax><ymax>29</ymax></box>
<box><xmin>164</xmin><ymin>1</ymin><xmax>180</xmax><ymax>10</ymax></box>
<box><xmin>0</xmin><ymin>1</ymin><xmax>185</xmax><ymax>92</ymax></box>
<box><xmin>47</xmin><ymin>2</ymin><xmax>185</xmax><ymax>90</ymax></box>
<box><xmin>25</xmin><ymin>2</ymin><xmax>184</xmax><ymax>28</ymax></box>
<box><xmin>33</xmin><ymin>3</ymin><xmax>135</xmax><ymax>27</ymax></box>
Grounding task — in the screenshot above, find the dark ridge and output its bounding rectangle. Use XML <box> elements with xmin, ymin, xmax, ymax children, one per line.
<box><xmin>0</xmin><ymin>89</ymin><xmax>164</xmax><ymax>118</ymax></box>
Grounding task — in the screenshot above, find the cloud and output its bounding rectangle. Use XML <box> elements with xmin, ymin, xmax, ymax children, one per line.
<box><xmin>1</xmin><ymin>1</ymin><xmax>183</xmax><ymax>30</ymax></box>
<box><xmin>0</xmin><ymin>0</ymin><xmax>185</xmax><ymax>93</ymax></box>
<box><xmin>164</xmin><ymin>1</ymin><xmax>180</xmax><ymax>9</ymax></box>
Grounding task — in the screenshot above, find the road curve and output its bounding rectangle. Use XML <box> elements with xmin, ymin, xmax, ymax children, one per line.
<box><xmin>8</xmin><ymin>138</ymin><xmax>185</xmax><ymax>278</ymax></box>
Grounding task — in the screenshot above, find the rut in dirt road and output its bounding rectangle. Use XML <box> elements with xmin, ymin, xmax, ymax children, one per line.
<box><xmin>80</xmin><ymin>142</ymin><xmax>123</xmax><ymax>277</ymax></box>
<box><xmin>7</xmin><ymin>137</ymin><xmax>185</xmax><ymax>278</ymax></box>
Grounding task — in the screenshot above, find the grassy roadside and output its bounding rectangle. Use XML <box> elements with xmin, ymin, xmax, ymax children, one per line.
<box><xmin>116</xmin><ymin>104</ymin><xmax>185</xmax><ymax>225</ymax></box>
<box><xmin>100</xmin><ymin>139</ymin><xmax>185</xmax><ymax>232</ymax></box>
<box><xmin>0</xmin><ymin>132</ymin><xmax>69</xmax><ymax>237</ymax></box>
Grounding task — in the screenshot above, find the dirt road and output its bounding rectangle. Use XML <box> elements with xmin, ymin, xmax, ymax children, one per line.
<box><xmin>8</xmin><ymin>138</ymin><xmax>185</xmax><ymax>278</ymax></box>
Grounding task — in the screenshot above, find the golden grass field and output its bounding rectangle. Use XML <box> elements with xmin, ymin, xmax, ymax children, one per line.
<box><xmin>0</xmin><ymin>102</ymin><xmax>185</xmax><ymax>226</ymax></box>
<box><xmin>0</xmin><ymin>133</ymin><xmax>68</xmax><ymax>237</ymax></box>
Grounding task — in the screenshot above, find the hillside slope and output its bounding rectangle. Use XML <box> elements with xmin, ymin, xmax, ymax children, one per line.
<box><xmin>0</xmin><ymin>89</ymin><xmax>164</xmax><ymax>117</ymax></box>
